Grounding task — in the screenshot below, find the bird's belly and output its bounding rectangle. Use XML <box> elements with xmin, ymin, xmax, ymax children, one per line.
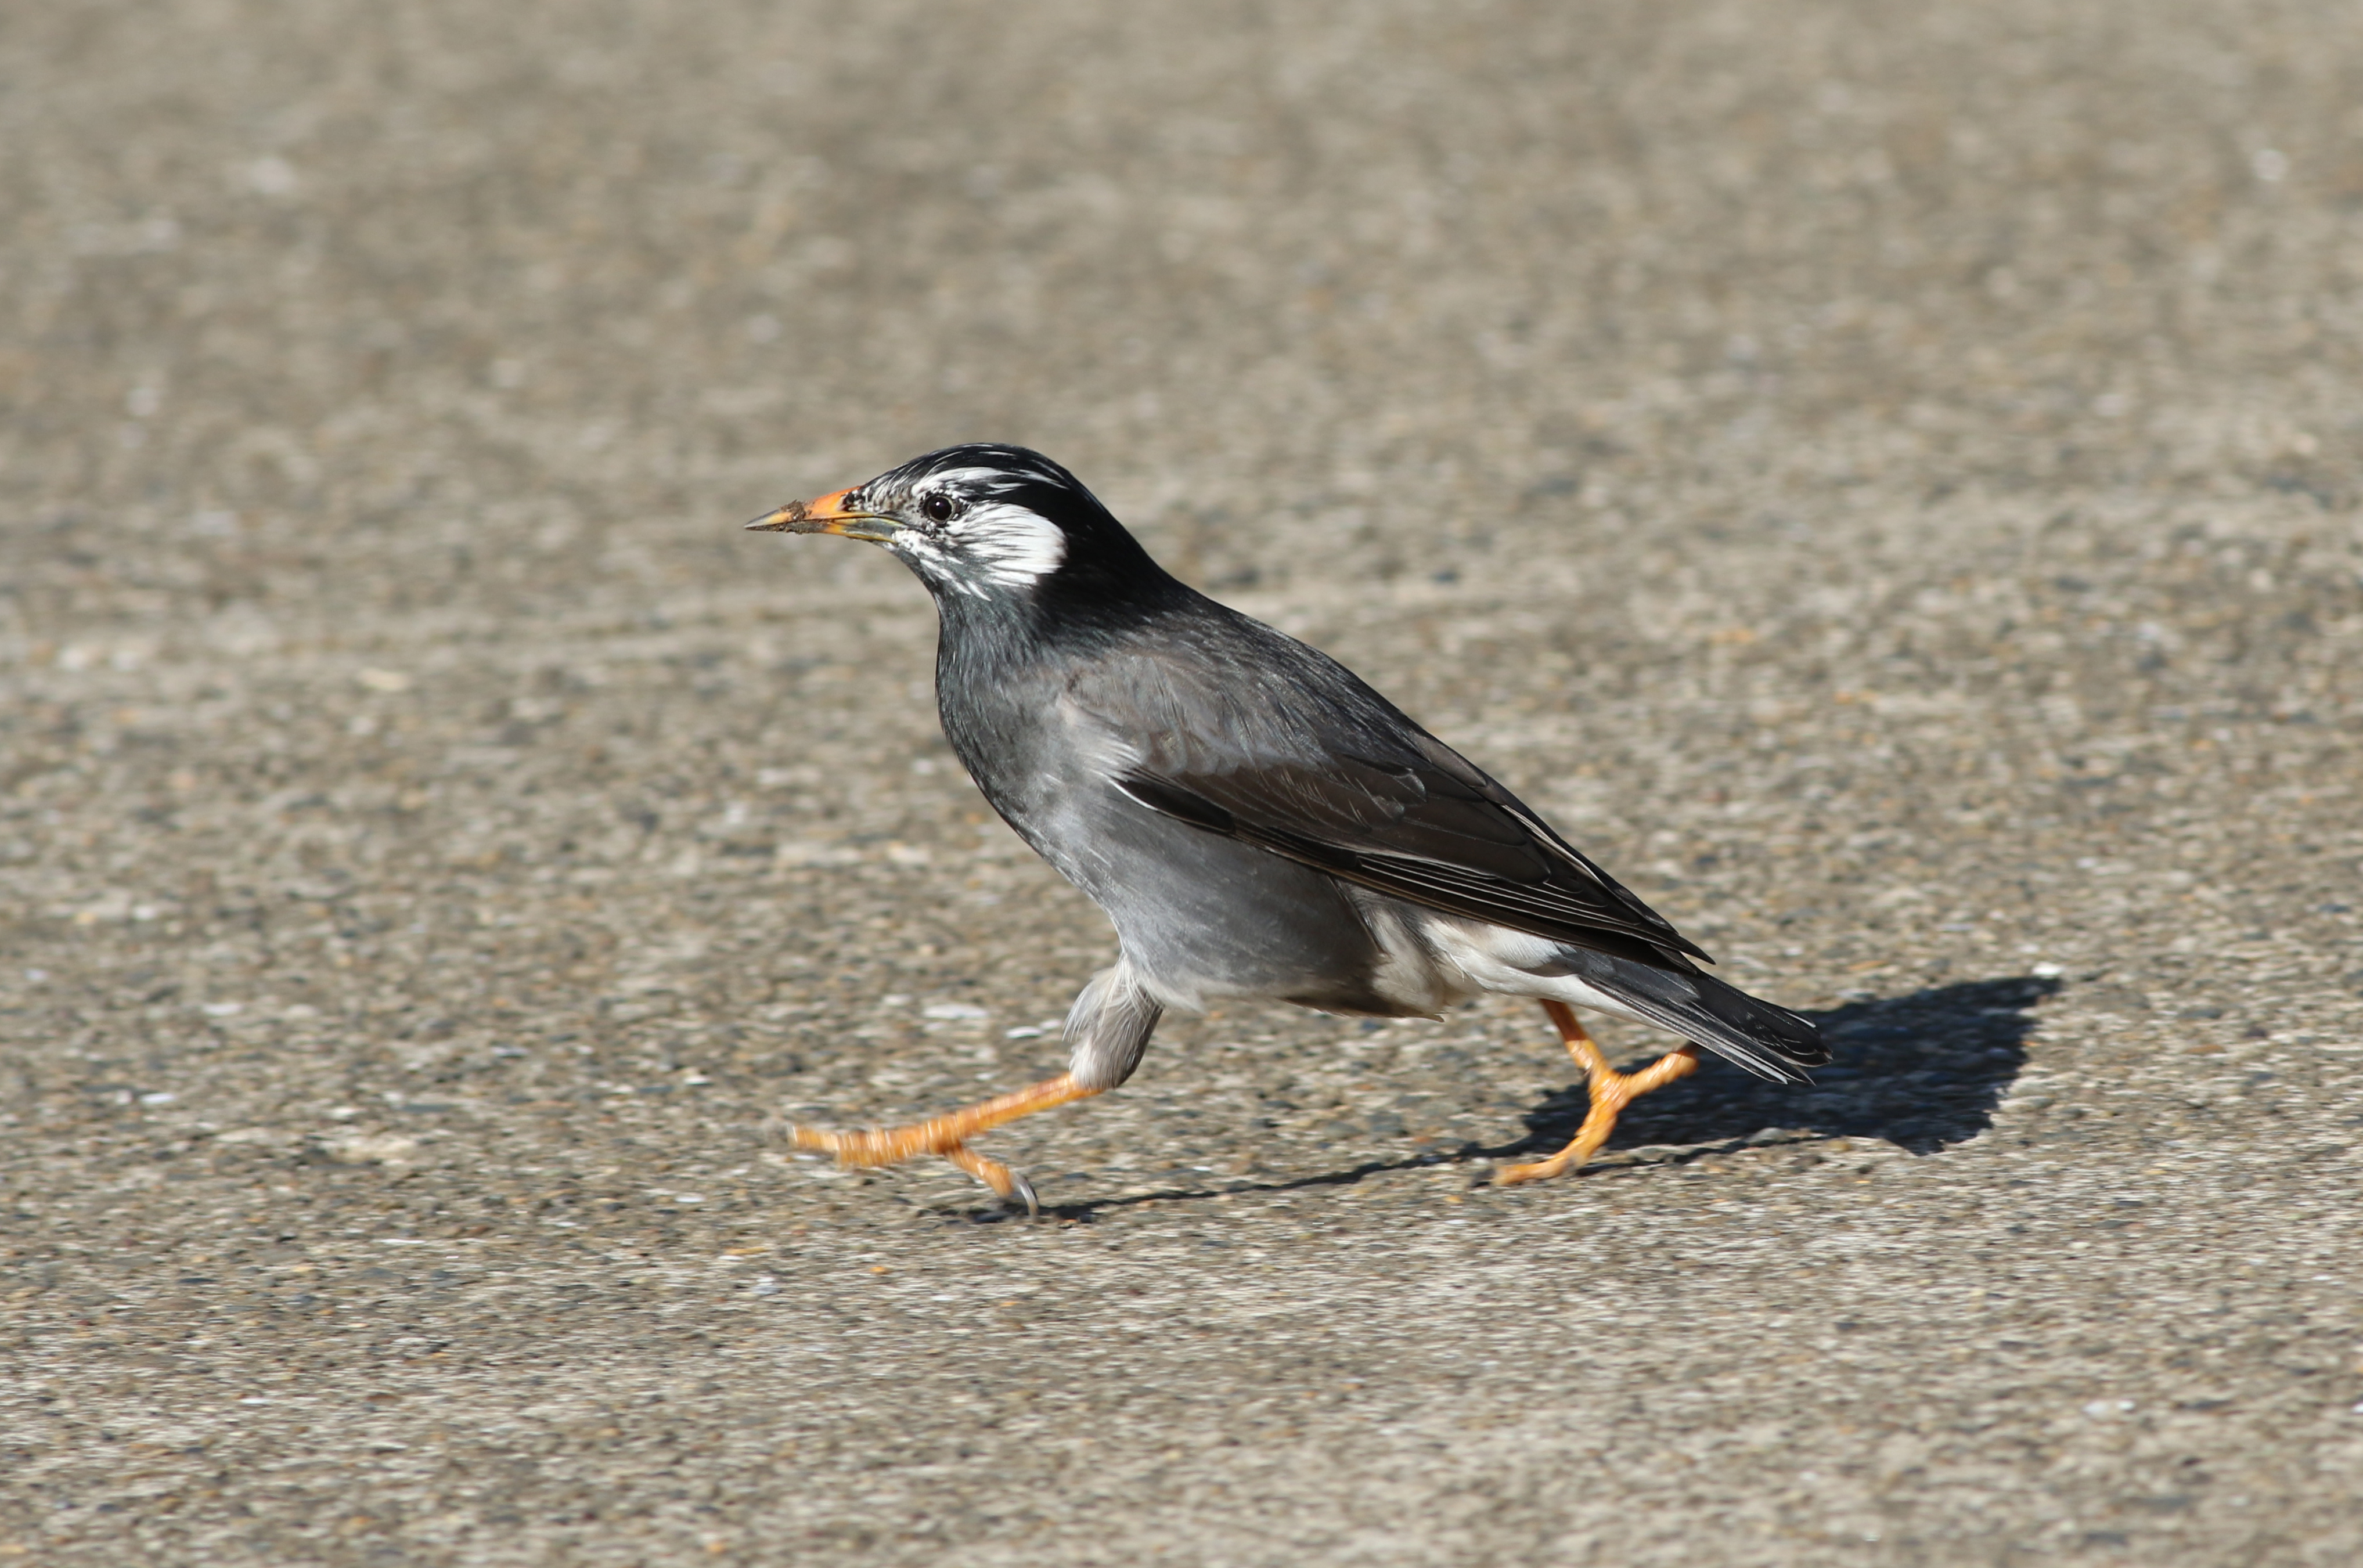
<box><xmin>1033</xmin><ymin>799</ymin><xmax>1403</xmax><ymax>1014</ymax></box>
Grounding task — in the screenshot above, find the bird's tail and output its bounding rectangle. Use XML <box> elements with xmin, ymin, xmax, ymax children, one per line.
<box><xmin>1556</xmin><ymin>949</ymin><xmax>1829</xmax><ymax>1083</ymax></box>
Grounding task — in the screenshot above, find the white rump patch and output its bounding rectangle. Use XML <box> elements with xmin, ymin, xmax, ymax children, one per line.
<box><xmin>1364</xmin><ymin>907</ymin><xmax>1657</xmax><ymax>1026</ymax></box>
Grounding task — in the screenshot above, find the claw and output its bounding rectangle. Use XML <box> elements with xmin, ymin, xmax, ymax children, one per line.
<box><xmin>943</xmin><ymin>1143</ymin><xmax>1039</xmax><ymax>1218</ymax></box>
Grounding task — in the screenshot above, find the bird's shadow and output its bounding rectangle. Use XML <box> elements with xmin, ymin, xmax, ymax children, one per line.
<box><xmin>1001</xmin><ymin>974</ymin><xmax>2056</xmax><ymax>1221</ymax></box>
<box><xmin>1528</xmin><ymin>972</ymin><xmax>2059</xmax><ymax>1158</ymax></box>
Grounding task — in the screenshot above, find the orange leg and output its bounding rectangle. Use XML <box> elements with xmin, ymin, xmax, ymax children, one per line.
<box><xmin>789</xmin><ymin>1072</ymin><xmax>1102</xmax><ymax>1216</ymax></box>
<box><xmin>1496</xmin><ymin>1000</ymin><xmax>1700</xmax><ymax>1186</ymax></box>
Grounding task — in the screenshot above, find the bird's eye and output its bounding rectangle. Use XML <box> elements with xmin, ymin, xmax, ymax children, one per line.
<box><xmin>920</xmin><ymin>492</ymin><xmax>961</xmax><ymax>524</ymax></box>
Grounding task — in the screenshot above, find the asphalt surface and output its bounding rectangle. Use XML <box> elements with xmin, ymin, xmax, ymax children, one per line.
<box><xmin>5</xmin><ymin>1</ymin><xmax>2363</xmax><ymax>1563</ymax></box>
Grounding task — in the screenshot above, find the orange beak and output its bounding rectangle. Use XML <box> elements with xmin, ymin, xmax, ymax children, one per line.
<box><xmin>744</xmin><ymin>487</ymin><xmax>902</xmax><ymax>542</ymax></box>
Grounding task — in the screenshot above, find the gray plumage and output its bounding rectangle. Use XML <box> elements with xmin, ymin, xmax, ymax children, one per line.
<box><xmin>755</xmin><ymin>444</ymin><xmax>1827</xmax><ymax>1105</ymax></box>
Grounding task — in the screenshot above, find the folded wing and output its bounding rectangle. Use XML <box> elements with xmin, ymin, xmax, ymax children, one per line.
<box><xmin>1068</xmin><ymin>629</ymin><xmax>1707</xmax><ymax>969</ymax></box>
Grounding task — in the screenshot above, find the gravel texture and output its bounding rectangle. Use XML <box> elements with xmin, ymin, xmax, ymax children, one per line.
<box><xmin>5</xmin><ymin>1</ymin><xmax>2362</xmax><ymax>1563</ymax></box>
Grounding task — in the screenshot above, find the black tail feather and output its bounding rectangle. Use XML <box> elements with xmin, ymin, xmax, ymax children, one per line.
<box><xmin>1545</xmin><ymin>949</ymin><xmax>1828</xmax><ymax>1083</ymax></box>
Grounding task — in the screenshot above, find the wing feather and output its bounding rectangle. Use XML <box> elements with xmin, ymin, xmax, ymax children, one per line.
<box><xmin>1064</xmin><ymin>618</ymin><xmax>1712</xmax><ymax>966</ymax></box>
<box><xmin>1114</xmin><ymin>759</ymin><xmax>1709</xmax><ymax>963</ymax></box>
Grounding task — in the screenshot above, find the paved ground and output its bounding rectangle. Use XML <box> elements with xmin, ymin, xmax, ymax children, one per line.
<box><xmin>5</xmin><ymin>1</ymin><xmax>2362</xmax><ymax>1562</ymax></box>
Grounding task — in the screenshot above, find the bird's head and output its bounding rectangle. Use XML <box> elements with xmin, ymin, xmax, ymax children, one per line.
<box><xmin>747</xmin><ymin>444</ymin><xmax>1166</xmax><ymax>610</ymax></box>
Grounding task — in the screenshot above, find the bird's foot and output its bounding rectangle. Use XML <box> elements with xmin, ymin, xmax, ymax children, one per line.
<box><xmin>1496</xmin><ymin>1003</ymin><xmax>1701</xmax><ymax>1185</ymax></box>
<box><xmin>943</xmin><ymin>1144</ymin><xmax>1039</xmax><ymax>1217</ymax></box>
<box><xmin>786</xmin><ymin>1119</ymin><xmax>956</xmax><ymax>1166</ymax></box>
<box><xmin>787</xmin><ymin>1123</ymin><xmax>1039</xmax><ymax>1214</ymax></box>
<box><xmin>1491</xmin><ymin>1072</ymin><xmax>1633</xmax><ymax>1185</ymax></box>
<box><xmin>787</xmin><ymin>1073</ymin><xmax>1096</xmax><ymax>1214</ymax></box>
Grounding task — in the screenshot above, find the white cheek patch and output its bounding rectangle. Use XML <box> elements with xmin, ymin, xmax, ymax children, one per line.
<box><xmin>949</xmin><ymin>500</ymin><xmax>1066</xmax><ymax>587</ymax></box>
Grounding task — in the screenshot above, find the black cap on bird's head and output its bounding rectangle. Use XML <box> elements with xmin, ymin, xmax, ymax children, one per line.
<box><xmin>747</xmin><ymin>444</ymin><xmax>1170</xmax><ymax>610</ymax></box>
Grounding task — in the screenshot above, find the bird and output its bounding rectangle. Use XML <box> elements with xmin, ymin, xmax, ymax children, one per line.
<box><xmin>747</xmin><ymin>444</ymin><xmax>1825</xmax><ymax>1212</ymax></box>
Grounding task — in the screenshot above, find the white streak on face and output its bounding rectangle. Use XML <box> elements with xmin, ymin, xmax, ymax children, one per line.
<box><xmin>946</xmin><ymin>499</ymin><xmax>1065</xmax><ymax>587</ymax></box>
<box><xmin>885</xmin><ymin>528</ymin><xmax>984</xmax><ymax>596</ymax></box>
<box><xmin>924</xmin><ymin>463</ymin><xmax>1065</xmax><ymax>493</ymax></box>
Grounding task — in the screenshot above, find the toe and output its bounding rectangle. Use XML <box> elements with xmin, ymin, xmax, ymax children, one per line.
<box><xmin>943</xmin><ymin>1143</ymin><xmax>1037</xmax><ymax>1216</ymax></box>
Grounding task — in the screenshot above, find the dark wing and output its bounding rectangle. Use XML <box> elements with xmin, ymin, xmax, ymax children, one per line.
<box><xmin>1114</xmin><ymin>743</ymin><xmax>1709</xmax><ymax>965</ymax></box>
<box><xmin>1064</xmin><ymin>621</ymin><xmax>1709</xmax><ymax>967</ymax></box>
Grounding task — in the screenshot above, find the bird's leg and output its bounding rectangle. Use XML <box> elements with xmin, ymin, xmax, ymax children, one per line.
<box><xmin>1496</xmin><ymin>1000</ymin><xmax>1700</xmax><ymax>1185</ymax></box>
<box><xmin>788</xmin><ymin>1072</ymin><xmax>1103</xmax><ymax>1214</ymax></box>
